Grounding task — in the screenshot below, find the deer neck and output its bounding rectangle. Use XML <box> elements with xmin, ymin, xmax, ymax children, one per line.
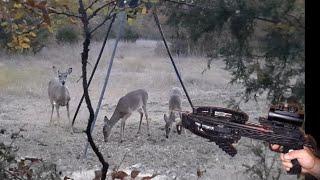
<box><xmin>107</xmin><ymin>111</ymin><xmax>122</xmax><ymax>128</ymax></box>
<box><xmin>58</xmin><ymin>85</ymin><xmax>69</xmax><ymax>98</ymax></box>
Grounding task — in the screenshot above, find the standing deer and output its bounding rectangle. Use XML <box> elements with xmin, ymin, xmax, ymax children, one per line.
<box><xmin>103</xmin><ymin>89</ymin><xmax>150</xmax><ymax>143</ymax></box>
<box><xmin>48</xmin><ymin>66</ymin><xmax>72</xmax><ymax>126</ymax></box>
<box><xmin>164</xmin><ymin>87</ymin><xmax>184</xmax><ymax>138</ymax></box>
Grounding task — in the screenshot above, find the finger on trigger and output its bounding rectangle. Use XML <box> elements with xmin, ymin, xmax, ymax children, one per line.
<box><xmin>282</xmin><ymin>161</ymin><xmax>293</xmax><ymax>168</ymax></box>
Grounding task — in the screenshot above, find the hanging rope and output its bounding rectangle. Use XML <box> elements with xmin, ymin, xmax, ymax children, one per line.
<box><xmin>72</xmin><ymin>13</ymin><xmax>117</xmax><ymax>126</ymax></box>
<box><xmin>83</xmin><ymin>11</ymin><xmax>126</xmax><ymax>157</ymax></box>
<box><xmin>153</xmin><ymin>8</ymin><xmax>194</xmax><ymax>109</ymax></box>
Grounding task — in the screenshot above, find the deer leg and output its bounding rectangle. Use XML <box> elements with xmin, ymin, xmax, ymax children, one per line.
<box><xmin>55</xmin><ymin>104</ymin><xmax>60</xmax><ymax>124</ymax></box>
<box><xmin>50</xmin><ymin>103</ymin><xmax>54</xmax><ymax>125</ymax></box>
<box><xmin>120</xmin><ymin>114</ymin><xmax>130</xmax><ymax>143</ymax></box>
<box><xmin>66</xmin><ymin>103</ymin><xmax>71</xmax><ymax>126</ymax></box>
<box><xmin>137</xmin><ymin>108</ymin><xmax>143</xmax><ymax>134</ymax></box>
<box><xmin>142</xmin><ymin>105</ymin><xmax>150</xmax><ymax>136</ymax></box>
<box><xmin>66</xmin><ymin>103</ymin><xmax>73</xmax><ymax>132</ymax></box>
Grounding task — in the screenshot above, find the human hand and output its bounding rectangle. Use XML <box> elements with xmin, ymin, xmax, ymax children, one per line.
<box><xmin>271</xmin><ymin>144</ymin><xmax>320</xmax><ymax>179</ymax></box>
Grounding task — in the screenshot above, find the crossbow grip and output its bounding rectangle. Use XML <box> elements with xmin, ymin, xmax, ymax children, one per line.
<box><xmin>283</xmin><ymin>147</ymin><xmax>302</xmax><ymax>174</ymax></box>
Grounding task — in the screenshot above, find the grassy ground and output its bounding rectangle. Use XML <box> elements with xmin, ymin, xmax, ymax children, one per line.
<box><xmin>0</xmin><ymin>40</ymin><xmax>295</xmax><ymax>180</ymax></box>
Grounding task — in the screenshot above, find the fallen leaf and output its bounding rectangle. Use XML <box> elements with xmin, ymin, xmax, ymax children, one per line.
<box><xmin>111</xmin><ymin>170</ymin><xmax>128</xmax><ymax>180</ymax></box>
<box><xmin>197</xmin><ymin>168</ymin><xmax>206</xmax><ymax>177</ymax></box>
<box><xmin>141</xmin><ymin>173</ymin><xmax>158</xmax><ymax>180</ymax></box>
<box><xmin>64</xmin><ymin>176</ymin><xmax>73</xmax><ymax>180</ymax></box>
<box><xmin>131</xmin><ymin>170</ymin><xmax>140</xmax><ymax>178</ymax></box>
<box><xmin>93</xmin><ymin>170</ymin><xmax>102</xmax><ymax>180</ymax></box>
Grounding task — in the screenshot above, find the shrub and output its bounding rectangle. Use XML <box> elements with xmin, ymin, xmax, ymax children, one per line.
<box><xmin>55</xmin><ymin>26</ymin><xmax>80</xmax><ymax>44</ymax></box>
<box><xmin>121</xmin><ymin>28</ymin><xmax>139</xmax><ymax>42</ymax></box>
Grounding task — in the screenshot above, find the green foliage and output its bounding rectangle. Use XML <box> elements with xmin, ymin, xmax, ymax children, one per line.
<box><xmin>165</xmin><ymin>0</ymin><xmax>305</xmax><ymax>104</ymax></box>
<box><xmin>55</xmin><ymin>25</ymin><xmax>80</xmax><ymax>44</ymax></box>
<box><xmin>121</xmin><ymin>28</ymin><xmax>140</xmax><ymax>42</ymax></box>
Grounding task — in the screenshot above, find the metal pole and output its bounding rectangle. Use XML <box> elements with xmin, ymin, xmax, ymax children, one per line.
<box><xmin>72</xmin><ymin>14</ymin><xmax>117</xmax><ymax>126</ymax></box>
<box><xmin>83</xmin><ymin>11</ymin><xmax>126</xmax><ymax>157</ymax></box>
<box><xmin>153</xmin><ymin>9</ymin><xmax>194</xmax><ymax>109</ymax></box>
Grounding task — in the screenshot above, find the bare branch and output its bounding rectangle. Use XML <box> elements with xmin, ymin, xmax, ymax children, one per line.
<box><xmin>284</xmin><ymin>14</ymin><xmax>305</xmax><ymax>29</ymax></box>
<box><xmin>48</xmin><ymin>7</ymin><xmax>81</xmax><ymax>18</ymax></box>
<box><xmin>90</xmin><ymin>6</ymin><xmax>116</xmax><ymax>34</ymax></box>
<box><xmin>88</xmin><ymin>1</ymin><xmax>116</xmax><ymax>20</ymax></box>
<box><xmin>253</xmin><ymin>16</ymin><xmax>280</xmax><ymax>24</ymax></box>
<box><xmin>85</xmin><ymin>0</ymin><xmax>101</xmax><ymax>10</ymax></box>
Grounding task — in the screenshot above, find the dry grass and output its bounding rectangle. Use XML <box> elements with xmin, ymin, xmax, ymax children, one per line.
<box><xmin>0</xmin><ymin>40</ymin><xmax>279</xmax><ymax>180</ymax></box>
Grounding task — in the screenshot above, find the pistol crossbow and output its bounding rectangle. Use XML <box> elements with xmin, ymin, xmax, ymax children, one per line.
<box><xmin>180</xmin><ymin>103</ymin><xmax>315</xmax><ymax>174</ymax></box>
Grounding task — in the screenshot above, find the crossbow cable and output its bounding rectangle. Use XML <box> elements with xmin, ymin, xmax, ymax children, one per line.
<box><xmin>153</xmin><ymin>8</ymin><xmax>194</xmax><ymax>109</ymax></box>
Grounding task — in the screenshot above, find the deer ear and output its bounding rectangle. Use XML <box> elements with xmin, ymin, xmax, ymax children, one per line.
<box><xmin>164</xmin><ymin>114</ymin><xmax>168</xmax><ymax>123</ymax></box>
<box><xmin>104</xmin><ymin>116</ymin><xmax>109</xmax><ymax>122</ymax></box>
<box><xmin>67</xmin><ymin>68</ymin><xmax>72</xmax><ymax>74</ymax></box>
<box><xmin>52</xmin><ymin>66</ymin><xmax>57</xmax><ymax>73</ymax></box>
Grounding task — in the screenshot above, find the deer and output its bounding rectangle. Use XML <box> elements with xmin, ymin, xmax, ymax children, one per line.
<box><xmin>163</xmin><ymin>87</ymin><xmax>184</xmax><ymax>138</ymax></box>
<box><xmin>103</xmin><ymin>89</ymin><xmax>150</xmax><ymax>143</ymax></box>
<box><xmin>48</xmin><ymin>66</ymin><xmax>72</xmax><ymax>126</ymax></box>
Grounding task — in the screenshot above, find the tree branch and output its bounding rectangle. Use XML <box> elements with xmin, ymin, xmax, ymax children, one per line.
<box><xmin>78</xmin><ymin>0</ymin><xmax>109</xmax><ymax>180</ymax></box>
<box><xmin>90</xmin><ymin>6</ymin><xmax>116</xmax><ymax>34</ymax></box>
<box><xmin>48</xmin><ymin>7</ymin><xmax>81</xmax><ymax>18</ymax></box>
<box><xmin>253</xmin><ymin>16</ymin><xmax>280</xmax><ymax>24</ymax></box>
<box><xmin>88</xmin><ymin>1</ymin><xmax>116</xmax><ymax>20</ymax></box>
<box><xmin>85</xmin><ymin>0</ymin><xmax>101</xmax><ymax>10</ymax></box>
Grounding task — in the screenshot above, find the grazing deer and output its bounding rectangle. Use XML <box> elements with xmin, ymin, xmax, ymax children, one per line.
<box><xmin>164</xmin><ymin>87</ymin><xmax>184</xmax><ymax>138</ymax></box>
<box><xmin>48</xmin><ymin>66</ymin><xmax>72</xmax><ymax>126</ymax></box>
<box><xmin>103</xmin><ymin>89</ymin><xmax>150</xmax><ymax>143</ymax></box>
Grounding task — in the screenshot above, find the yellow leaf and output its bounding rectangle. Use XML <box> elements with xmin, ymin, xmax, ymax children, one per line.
<box><xmin>12</xmin><ymin>23</ymin><xmax>18</xmax><ymax>30</ymax></box>
<box><xmin>22</xmin><ymin>37</ymin><xmax>30</xmax><ymax>43</ymax></box>
<box><xmin>7</xmin><ymin>42</ymin><xmax>15</xmax><ymax>48</ymax></box>
<box><xmin>69</xmin><ymin>18</ymin><xmax>78</xmax><ymax>24</ymax></box>
<box><xmin>29</xmin><ymin>32</ymin><xmax>37</xmax><ymax>37</ymax></box>
<box><xmin>26</xmin><ymin>0</ymin><xmax>36</xmax><ymax>7</ymax></box>
<box><xmin>127</xmin><ymin>17</ymin><xmax>134</xmax><ymax>26</ymax></box>
<box><xmin>87</xmin><ymin>8</ymin><xmax>93</xmax><ymax>15</ymax></box>
<box><xmin>20</xmin><ymin>43</ymin><xmax>30</xmax><ymax>49</ymax></box>
<box><xmin>141</xmin><ymin>7</ymin><xmax>147</xmax><ymax>15</ymax></box>
<box><xmin>15</xmin><ymin>11</ymin><xmax>24</xmax><ymax>20</ymax></box>
<box><xmin>47</xmin><ymin>26</ymin><xmax>53</xmax><ymax>33</ymax></box>
<box><xmin>14</xmin><ymin>3</ymin><xmax>22</xmax><ymax>9</ymax></box>
<box><xmin>1</xmin><ymin>22</ymin><xmax>8</xmax><ymax>27</ymax></box>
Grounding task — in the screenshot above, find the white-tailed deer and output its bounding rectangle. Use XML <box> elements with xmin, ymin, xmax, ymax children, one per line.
<box><xmin>164</xmin><ymin>87</ymin><xmax>183</xmax><ymax>138</ymax></box>
<box><xmin>103</xmin><ymin>89</ymin><xmax>149</xmax><ymax>143</ymax></box>
<box><xmin>48</xmin><ymin>66</ymin><xmax>72</xmax><ymax>126</ymax></box>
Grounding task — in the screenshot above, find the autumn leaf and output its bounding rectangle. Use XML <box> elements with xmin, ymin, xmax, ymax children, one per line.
<box><xmin>22</xmin><ymin>37</ymin><xmax>30</xmax><ymax>43</ymax></box>
<box><xmin>93</xmin><ymin>170</ymin><xmax>102</xmax><ymax>180</ymax></box>
<box><xmin>26</xmin><ymin>0</ymin><xmax>36</xmax><ymax>7</ymax></box>
<box><xmin>111</xmin><ymin>170</ymin><xmax>128</xmax><ymax>180</ymax></box>
<box><xmin>131</xmin><ymin>170</ymin><xmax>140</xmax><ymax>178</ymax></box>
<box><xmin>197</xmin><ymin>168</ymin><xmax>206</xmax><ymax>178</ymax></box>
<box><xmin>87</xmin><ymin>8</ymin><xmax>93</xmax><ymax>15</ymax></box>
<box><xmin>141</xmin><ymin>7</ymin><xmax>147</xmax><ymax>15</ymax></box>
<box><xmin>14</xmin><ymin>3</ymin><xmax>22</xmax><ymax>9</ymax></box>
<box><xmin>127</xmin><ymin>17</ymin><xmax>135</xmax><ymax>26</ymax></box>
<box><xmin>69</xmin><ymin>17</ymin><xmax>78</xmax><ymax>24</ymax></box>
<box><xmin>15</xmin><ymin>11</ymin><xmax>24</xmax><ymax>19</ymax></box>
<box><xmin>36</xmin><ymin>1</ymin><xmax>47</xmax><ymax>9</ymax></box>
<box><xmin>141</xmin><ymin>173</ymin><xmax>158</xmax><ymax>180</ymax></box>
<box><xmin>29</xmin><ymin>32</ymin><xmax>37</xmax><ymax>37</ymax></box>
<box><xmin>1</xmin><ymin>22</ymin><xmax>8</xmax><ymax>27</ymax></box>
<box><xmin>20</xmin><ymin>42</ymin><xmax>30</xmax><ymax>49</ymax></box>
